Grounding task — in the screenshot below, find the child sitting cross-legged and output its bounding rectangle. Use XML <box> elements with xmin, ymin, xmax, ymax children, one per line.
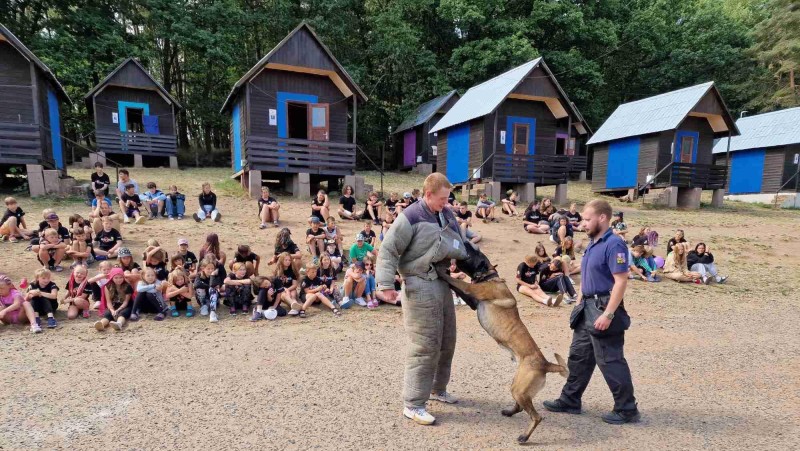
<box><xmin>195</xmin><ymin>256</ymin><xmax>222</xmax><ymax>323</ymax></box>
<box><xmin>94</xmin><ymin>268</ymin><xmax>132</xmax><ymax>331</ymax></box>
<box><xmin>298</xmin><ymin>263</ymin><xmax>340</xmax><ymax>318</ymax></box>
<box><xmin>66</xmin><ymin>226</ymin><xmax>92</xmax><ymax>268</ymax></box>
<box><xmin>1</xmin><ymin>196</ymin><xmax>34</xmax><ymax>242</ymax></box>
<box><xmin>340</xmin><ymin>260</ymin><xmax>368</xmax><ymax>309</ymax></box>
<box><xmin>224</xmin><ymin>262</ymin><xmax>253</xmax><ymax>316</ymax></box>
<box><xmin>26</xmin><ymin>268</ymin><xmax>59</xmax><ymax>329</ymax></box>
<box><xmin>37</xmin><ymin>228</ymin><xmax>67</xmax><ymax>272</ymax></box>
<box><xmin>249</xmin><ymin>275</ymin><xmax>284</xmax><ymax>321</ymax></box>
<box><xmin>61</xmin><ymin>265</ymin><xmax>94</xmax><ymax>319</ymax></box>
<box><xmin>131</xmin><ymin>267</ymin><xmax>169</xmax><ymax>322</ymax></box>
<box><xmin>165</xmin><ymin>269</ymin><xmax>194</xmax><ymax>317</ymax></box>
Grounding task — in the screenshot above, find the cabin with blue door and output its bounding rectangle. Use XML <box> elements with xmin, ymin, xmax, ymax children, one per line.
<box><xmin>712</xmin><ymin>107</ymin><xmax>800</xmax><ymax>196</ymax></box>
<box><xmin>0</xmin><ymin>24</ymin><xmax>72</xmax><ymax>196</ymax></box>
<box><xmin>429</xmin><ymin>58</ymin><xmax>591</xmax><ymax>204</ymax></box>
<box><xmin>588</xmin><ymin>82</ymin><xmax>740</xmax><ymax>208</ymax></box>
<box><xmin>85</xmin><ymin>58</ymin><xmax>182</xmax><ymax>168</ymax></box>
<box><xmin>392</xmin><ymin>90</ymin><xmax>459</xmax><ymax>173</ymax></box>
<box><xmin>221</xmin><ymin>22</ymin><xmax>367</xmax><ymax>198</ymax></box>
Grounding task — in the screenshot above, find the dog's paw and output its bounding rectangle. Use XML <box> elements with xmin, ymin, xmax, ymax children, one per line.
<box><xmin>516</xmin><ymin>434</ymin><xmax>528</xmax><ymax>444</ymax></box>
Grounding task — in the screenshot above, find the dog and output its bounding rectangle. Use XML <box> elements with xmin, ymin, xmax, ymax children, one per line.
<box><xmin>435</xmin><ymin>243</ymin><xmax>567</xmax><ymax>444</ymax></box>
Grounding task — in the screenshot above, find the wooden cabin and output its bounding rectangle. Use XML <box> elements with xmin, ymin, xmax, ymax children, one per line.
<box><xmin>0</xmin><ymin>24</ymin><xmax>72</xmax><ymax>195</ymax></box>
<box><xmin>588</xmin><ymin>82</ymin><xmax>740</xmax><ymax>208</ymax></box>
<box><xmin>84</xmin><ymin>58</ymin><xmax>182</xmax><ymax>168</ymax></box>
<box><xmin>429</xmin><ymin>58</ymin><xmax>591</xmax><ymax>204</ymax></box>
<box><xmin>393</xmin><ymin>90</ymin><xmax>459</xmax><ymax>173</ymax></box>
<box><xmin>712</xmin><ymin>107</ymin><xmax>800</xmax><ymax>195</ymax></box>
<box><xmin>221</xmin><ymin>22</ymin><xmax>368</xmax><ymax>198</ymax></box>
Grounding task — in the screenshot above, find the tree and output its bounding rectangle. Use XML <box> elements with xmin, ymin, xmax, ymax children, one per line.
<box><xmin>751</xmin><ymin>0</ymin><xmax>800</xmax><ymax>108</ymax></box>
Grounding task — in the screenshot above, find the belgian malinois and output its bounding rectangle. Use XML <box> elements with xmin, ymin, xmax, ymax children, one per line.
<box><xmin>436</xmin><ymin>244</ymin><xmax>568</xmax><ymax>444</ymax></box>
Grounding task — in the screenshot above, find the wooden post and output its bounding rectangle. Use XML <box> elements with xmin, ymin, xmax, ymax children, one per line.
<box><xmin>352</xmin><ymin>95</ymin><xmax>357</xmax><ymax>144</ymax></box>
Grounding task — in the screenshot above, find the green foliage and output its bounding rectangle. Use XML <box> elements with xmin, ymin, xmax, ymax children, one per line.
<box><xmin>0</xmin><ymin>0</ymin><xmax>786</xmax><ymax>167</ymax></box>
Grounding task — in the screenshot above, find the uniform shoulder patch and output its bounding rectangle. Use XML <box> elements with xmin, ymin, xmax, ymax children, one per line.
<box><xmin>616</xmin><ymin>253</ymin><xmax>626</xmax><ymax>264</ymax></box>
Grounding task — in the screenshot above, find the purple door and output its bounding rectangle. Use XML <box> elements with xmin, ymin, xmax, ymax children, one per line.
<box><xmin>403</xmin><ymin>130</ymin><xmax>416</xmax><ymax>167</ymax></box>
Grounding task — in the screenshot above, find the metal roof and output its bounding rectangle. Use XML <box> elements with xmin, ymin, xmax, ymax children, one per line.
<box><xmin>429</xmin><ymin>59</ymin><xmax>540</xmax><ymax>134</ymax></box>
<box><xmin>587</xmin><ymin>82</ymin><xmax>718</xmax><ymax>146</ymax></box>
<box><xmin>0</xmin><ymin>23</ymin><xmax>72</xmax><ymax>104</ymax></box>
<box><xmin>220</xmin><ymin>22</ymin><xmax>367</xmax><ymax>113</ymax></box>
<box><xmin>394</xmin><ymin>90</ymin><xmax>458</xmax><ymax>134</ymax></box>
<box><xmin>712</xmin><ymin>107</ymin><xmax>800</xmax><ymax>154</ymax></box>
<box><xmin>84</xmin><ymin>58</ymin><xmax>182</xmax><ymax>109</ymax></box>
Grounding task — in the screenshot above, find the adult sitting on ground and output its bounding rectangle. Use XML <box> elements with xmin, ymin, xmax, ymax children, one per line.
<box><xmin>257</xmin><ymin>186</ymin><xmax>280</xmax><ymax>229</ymax></box>
<box><xmin>666</xmin><ymin>229</ymin><xmax>687</xmax><ymax>255</ymax></box>
<box><xmin>523</xmin><ymin>201</ymin><xmax>549</xmax><ymax>234</ymax></box>
<box><xmin>375</xmin><ymin>172</ymin><xmax>468</xmax><ymax>426</ymax></box>
<box><xmin>687</xmin><ymin>243</ymin><xmax>727</xmax><ymax>284</ymax></box>
<box><xmin>565</xmin><ymin>203</ymin><xmax>585</xmax><ymax>232</ymax></box>
<box><xmin>516</xmin><ymin>255</ymin><xmax>560</xmax><ymax>306</ymax></box>
<box><xmin>662</xmin><ymin>242</ymin><xmax>701</xmax><ymax>283</ymax></box>
<box><xmin>337</xmin><ymin>185</ymin><xmax>362</xmax><ymax>220</ymax></box>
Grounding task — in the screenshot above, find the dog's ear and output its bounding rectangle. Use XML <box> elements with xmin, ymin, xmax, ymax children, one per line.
<box><xmin>492</xmin><ymin>264</ymin><xmax>498</xmax><ymax>270</ymax></box>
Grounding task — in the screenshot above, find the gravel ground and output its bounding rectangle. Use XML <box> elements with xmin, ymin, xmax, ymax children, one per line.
<box><xmin>0</xmin><ymin>168</ymin><xmax>798</xmax><ymax>450</ymax></box>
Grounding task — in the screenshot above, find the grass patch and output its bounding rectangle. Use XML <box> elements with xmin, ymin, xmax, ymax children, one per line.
<box><xmin>214</xmin><ymin>178</ymin><xmax>246</xmax><ymax>197</ymax></box>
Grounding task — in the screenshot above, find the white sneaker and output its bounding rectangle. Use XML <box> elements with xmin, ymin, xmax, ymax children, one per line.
<box><xmin>200</xmin><ymin>305</ymin><xmax>209</xmax><ymax>316</ymax></box>
<box><xmin>430</xmin><ymin>391</ymin><xmax>458</xmax><ymax>404</ymax></box>
<box><xmin>110</xmin><ymin>321</ymin><xmax>122</xmax><ymax>331</ymax></box>
<box><xmin>355</xmin><ymin>297</ymin><xmax>367</xmax><ymax>307</ymax></box>
<box><xmin>288</xmin><ymin>309</ymin><xmax>299</xmax><ymax>316</ymax></box>
<box><xmin>30</xmin><ymin>324</ymin><xmax>43</xmax><ymax>334</ymax></box>
<box><xmin>209</xmin><ymin>311</ymin><xmax>219</xmax><ymax>323</ymax></box>
<box><xmin>403</xmin><ymin>407</ymin><xmax>436</xmax><ymax>425</ymax></box>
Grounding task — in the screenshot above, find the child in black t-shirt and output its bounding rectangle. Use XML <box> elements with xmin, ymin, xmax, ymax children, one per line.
<box><xmin>0</xmin><ymin>196</ymin><xmax>33</xmax><ymax>242</ymax></box>
<box><xmin>515</xmin><ymin>255</ymin><xmax>557</xmax><ymax>306</ymax></box>
<box><xmin>66</xmin><ymin>227</ymin><xmax>92</xmax><ymax>268</ymax></box>
<box><xmin>230</xmin><ymin>244</ymin><xmax>260</xmax><ymax>277</ymax></box>
<box><xmin>309</xmin><ymin>190</ymin><xmax>329</xmax><ymax>225</ymax></box>
<box><xmin>565</xmin><ymin>203</ymin><xmax>584</xmax><ymax>232</ymax></box>
<box><xmin>94</xmin><ymin>217</ymin><xmax>123</xmax><ymax>259</ymax></box>
<box><xmin>143</xmin><ymin>240</ymin><xmax>169</xmax><ymax>281</ymax></box>
<box><xmin>121</xmin><ymin>184</ymin><xmax>146</xmax><ymax>225</ymax></box>
<box><xmin>306</xmin><ymin>217</ymin><xmax>327</xmax><ymax>261</ymax></box>
<box><xmin>384</xmin><ymin>192</ymin><xmax>401</xmax><ymax>220</ymax></box>
<box><xmin>361</xmin><ymin>222</ymin><xmax>377</xmax><ymax>246</ymax></box>
<box><xmin>337</xmin><ymin>185</ymin><xmax>361</xmax><ymax>220</ymax></box>
<box><xmin>501</xmin><ymin>190</ymin><xmax>519</xmax><ymax>216</ymax></box>
<box><xmin>194</xmin><ymin>182</ymin><xmax>221</xmax><ymax>222</ymax></box>
<box><xmin>165</xmin><ymin>269</ymin><xmax>194</xmax><ymax>317</ymax></box>
<box><xmin>538</xmin><ymin>257</ymin><xmax>577</xmax><ymax>303</ymax></box>
<box><xmin>269</xmin><ymin>228</ymin><xmax>302</xmax><ymax>266</ymax></box>
<box><xmin>249</xmin><ymin>275</ymin><xmax>285</xmax><ymax>320</ymax></box>
<box><xmin>224</xmin><ymin>262</ymin><xmax>253</xmax><ymax>315</ymax></box>
<box><xmin>195</xmin><ymin>257</ymin><xmax>223</xmax><ymax>322</ymax></box>
<box><xmin>363</xmin><ymin>191</ymin><xmax>383</xmax><ymax>225</ymax></box>
<box><xmin>299</xmin><ymin>264</ymin><xmax>339</xmax><ymax>318</ymax></box>
<box><xmin>26</xmin><ymin>268</ymin><xmax>59</xmax><ymax>329</ymax></box>
<box><xmin>62</xmin><ymin>265</ymin><xmax>95</xmax><ymax>319</ymax></box>
<box><xmin>258</xmin><ymin>186</ymin><xmax>280</xmax><ymax>229</ymax></box>
<box><xmin>176</xmin><ymin>238</ymin><xmax>198</xmax><ymax>274</ymax></box>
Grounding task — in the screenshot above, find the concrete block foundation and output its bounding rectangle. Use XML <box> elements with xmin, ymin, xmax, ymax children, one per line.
<box><xmin>554</xmin><ymin>183</ymin><xmax>568</xmax><ymax>205</ymax></box>
<box><xmin>677</xmin><ymin>187</ymin><xmax>702</xmax><ymax>209</ymax></box>
<box><xmin>711</xmin><ymin>188</ymin><xmax>725</xmax><ymax>208</ymax></box>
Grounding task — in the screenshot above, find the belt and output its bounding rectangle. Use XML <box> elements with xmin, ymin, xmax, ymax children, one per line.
<box><xmin>582</xmin><ymin>291</ymin><xmax>610</xmax><ymax>300</ymax></box>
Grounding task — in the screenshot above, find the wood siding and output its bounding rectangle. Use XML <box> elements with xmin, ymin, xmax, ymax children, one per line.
<box><xmin>762</xmin><ymin>148</ymin><xmax>786</xmax><ymax>193</ymax></box>
<box><xmin>637</xmin><ymin>134</ymin><xmax>660</xmax><ymax>185</ymax></box>
<box><xmin>482</xmin><ymin>112</ymin><xmax>496</xmax><ymax>179</ymax></box>
<box><xmin>436</xmin><ymin>130</ymin><xmax>448</xmax><ymax>174</ymax></box>
<box><xmin>106</xmin><ymin>61</ymin><xmax>163</xmax><ymax>92</ymax></box>
<box><xmin>691</xmin><ymin>90</ymin><xmax>724</xmax><ymax>116</ymax></box>
<box><xmin>591</xmin><ymin>144</ymin><xmax>609</xmax><ymax>191</ymax></box>
<box><xmin>783</xmin><ymin>144</ymin><xmax>800</xmax><ymax>191</ymax></box>
<box><xmin>248</xmin><ymin>68</ymin><xmax>347</xmax><ymax>142</ymax></box>
<box><xmin>496</xmin><ymin>99</ymin><xmax>560</xmax><ymax>156</ymax></box>
<box><xmin>0</xmin><ymin>42</ymin><xmax>34</xmax><ymax>124</ymax></box>
<box><xmin>513</xmin><ymin>67</ymin><xmax>560</xmax><ymax>98</ymax></box>
<box><xmin>94</xmin><ymin>86</ymin><xmax>175</xmax><ymax>135</ymax></box>
<box><xmin>676</xmin><ymin>116</ymin><xmax>715</xmax><ymax>164</ymax></box>
<box><xmin>271</xmin><ymin>27</ymin><xmax>338</xmax><ymax>72</ymax></box>
<box><xmin>469</xmin><ymin>119</ymin><xmax>484</xmax><ymax>177</ymax></box>
<box><xmin>656</xmin><ymin>131</ymin><xmax>674</xmax><ymax>174</ymax></box>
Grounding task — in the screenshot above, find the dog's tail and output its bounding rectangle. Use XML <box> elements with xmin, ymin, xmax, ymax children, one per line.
<box><xmin>545</xmin><ymin>353</ymin><xmax>569</xmax><ymax>378</ymax></box>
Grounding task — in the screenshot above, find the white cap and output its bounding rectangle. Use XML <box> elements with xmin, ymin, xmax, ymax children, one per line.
<box><xmin>264</xmin><ymin>308</ymin><xmax>278</xmax><ymax>320</ymax></box>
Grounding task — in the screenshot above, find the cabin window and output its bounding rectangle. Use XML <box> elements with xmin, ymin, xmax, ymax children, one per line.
<box><xmin>513</xmin><ymin>123</ymin><xmax>529</xmax><ymax>155</ymax></box>
<box><xmin>287</xmin><ymin>102</ymin><xmax>308</xmax><ymax>140</ymax></box>
<box><xmin>126</xmin><ymin>108</ymin><xmax>144</xmax><ymax>133</ymax></box>
<box><xmin>680</xmin><ymin>136</ymin><xmax>694</xmax><ymax>163</ymax></box>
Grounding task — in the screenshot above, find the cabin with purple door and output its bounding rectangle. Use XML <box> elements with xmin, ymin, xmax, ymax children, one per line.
<box><xmin>393</xmin><ymin>90</ymin><xmax>459</xmax><ymax>173</ymax></box>
<box><xmin>0</xmin><ymin>24</ymin><xmax>72</xmax><ymax>196</ymax></box>
<box><xmin>85</xmin><ymin>58</ymin><xmax>182</xmax><ymax>168</ymax></box>
<box><xmin>588</xmin><ymin>82</ymin><xmax>739</xmax><ymax>208</ymax></box>
<box><xmin>429</xmin><ymin>58</ymin><xmax>591</xmax><ymax>204</ymax></box>
<box><xmin>221</xmin><ymin>22</ymin><xmax>367</xmax><ymax>198</ymax></box>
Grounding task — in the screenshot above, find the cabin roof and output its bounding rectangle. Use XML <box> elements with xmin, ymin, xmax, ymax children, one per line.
<box><xmin>394</xmin><ymin>90</ymin><xmax>459</xmax><ymax>134</ymax></box>
<box><xmin>220</xmin><ymin>22</ymin><xmax>367</xmax><ymax>113</ymax></box>
<box><xmin>429</xmin><ymin>58</ymin><xmax>589</xmax><ymax>134</ymax></box>
<box><xmin>712</xmin><ymin>107</ymin><xmax>800</xmax><ymax>154</ymax></box>
<box><xmin>84</xmin><ymin>58</ymin><xmax>182</xmax><ymax>109</ymax></box>
<box><xmin>587</xmin><ymin>82</ymin><xmax>739</xmax><ymax>146</ymax></box>
<box><xmin>0</xmin><ymin>23</ymin><xmax>71</xmax><ymax>104</ymax></box>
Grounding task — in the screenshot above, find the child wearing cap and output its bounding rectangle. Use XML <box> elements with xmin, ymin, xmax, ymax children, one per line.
<box><xmin>0</xmin><ymin>196</ymin><xmax>34</xmax><ymax>242</ymax></box>
<box><xmin>176</xmin><ymin>239</ymin><xmax>198</xmax><ymax>274</ymax></box>
<box><xmin>348</xmin><ymin>233</ymin><xmax>374</xmax><ymax>264</ymax></box>
<box><xmin>298</xmin><ymin>263</ymin><xmax>340</xmax><ymax>318</ymax></box>
<box><xmin>141</xmin><ymin>182</ymin><xmax>167</xmax><ymax>219</ymax></box>
<box><xmin>611</xmin><ymin>211</ymin><xmax>628</xmax><ymax>240</ymax></box>
<box><xmin>117</xmin><ymin>247</ymin><xmax>142</xmax><ymax>285</ymax></box>
<box><xmin>306</xmin><ymin>217</ymin><xmax>327</xmax><ymax>263</ymax></box>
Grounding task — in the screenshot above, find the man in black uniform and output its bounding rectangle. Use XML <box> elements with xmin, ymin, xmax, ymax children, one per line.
<box><xmin>543</xmin><ymin>199</ymin><xmax>640</xmax><ymax>424</ymax></box>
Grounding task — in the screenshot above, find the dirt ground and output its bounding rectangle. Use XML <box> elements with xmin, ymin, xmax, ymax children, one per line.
<box><xmin>1</xmin><ymin>167</ymin><xmax>798</xmax><ymax>450</ymax></box>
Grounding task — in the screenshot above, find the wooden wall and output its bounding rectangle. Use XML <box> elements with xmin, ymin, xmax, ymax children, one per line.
<box><xmin>469</xmin><ymin>119</ymin><xmax>484</xmax><ymax>177</ymax></box>
<box><xmin>672</xmin><ymin>116</ymin><xmax>715</xmax><ymax>164</ymax></box>
<box><xmin>94</xmin><ymin>86</ymin><xmax>174</xmax><ymax>135</ymax></box>
<box><xmin>513</xmin><ymin>66</ymin><xmax>560</xmax><ymax>98</ymax></box>
<box><xmin>271</xmin><ymin>27</ymin><xmax>339</xmax><ymax>73</ymax></box>
<box><xmin>637</xmin><ymin>134</ymin><xmax>660</xmax><ymax>185</ymax></box>
<box><xmin>436</xmin><ymin>130</ymin><xmax>448</xmax><ymax>173</ymax></box>
<box><xmin>0</xmin><ymin>42</ymin><xmax>34</xmax><ymax>123</ymax></box>
<box><xmin>248</xmin><ymin>68</ymin><xmax>348</xmax><ymax>142</ymax></box>
<box><xmin>495</xmin><ymin>99</ymin><xmax>561</xmax><ymax>156</ymax></box>
<box><xmin>762</xmin><ymin>148</ymin><xmax>785</xmax><ymax>193</ymax></box>
<box><xmin>591</xmin><ymin>143</ymin><xmax>609</xmax><ymax>191</ymax></box>
<box><xmin>783</xmin><ymin>144</ymin><xmax>800</xmax><ymax>191</ymax></box>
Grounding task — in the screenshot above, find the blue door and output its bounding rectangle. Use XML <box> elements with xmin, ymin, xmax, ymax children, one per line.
<box><xmin>729</xmin><ymin>149</ymin><xmax>765</xmax><ymax>194</ymax></box>
<box><xmin>47</xmin><ymin>89</ymin><xmax>64</xmax><ymax>170</ymax></box>
<box><xmin>446</xmin><ymin>124</ymin><xmax>470</xmax><ymax>183</ymax></box>
<box><xmin>674</xmin><ymin>130</ymin><xmax>699</xmax><ymax>163</ymax></box>
<box><xmin>606</xmin><ymin>137</ymin><xmax>640</xmax><ymax>189</ymax></box>
<box><xmin>232</xmin><ymin>103</ymin><xmax>242</xmax><ymax>172</ymax></box>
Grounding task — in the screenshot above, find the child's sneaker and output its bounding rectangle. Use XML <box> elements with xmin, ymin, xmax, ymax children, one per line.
<box><xmin>110</xmin><ymin>321</ymin><xmax>122</xmax><ymax>331</ymax></box>
<box><xmin>193</xmin><ymin>213</ymin><xmax>202</xmax><ymax>222</ymax></box>
<box><xmin>123</xmin><ymin>216</ymin><xmax>131</xmax><ymax>224</ymax></box>
<box><xmin>250</xmin><ymin>309</ymin><xmax>262</xmax><ymax>321</ymax></box>
<box><xmin>213</xmin><ymin>212</ymin><xmax>222</xmax><ymax>222</ymax></box>
<box><xmin>186</xmin><ymin>306</ymin><xmax>195</xmax><ymax>318</ymax></box>
<box><xmin>200</xmin><ymin>304</ymin><xmax>209</xmax><ymax>316</ymax></box>
<box><xmin>154</xmin><ymin>313</ymin><xmax>165</xmax><ymax>321</ymax></box>
<box><xmin>31</xmin><ymin>323</ymin><xmax>43</xmax><ymax>334</ymax></box>
<box><xmin>209</xmin><ymin>311</ymin><xmax>219</xmax><ymax>323</ymax></box>
<box><xmin>178</xmin><ymin>214</ymin><xmax>184</xmax><ymax>220</ymax></box>
<box><xmin>229</xmin><ymin>306</ymin><xmax>237</xmax><ymax>316</ymax></box>
<box><xmin>355</xmin><ymin>297</ymin><xmax>367</xmax><ymax>307</ymax></box>
<box><xmin>259</xmin><ymin>223</ymin><xmax>267</xmax><ymax>230</ymax></box>
<box><xmin>340</xmin><ymin>297</ymin><xmax>353</xmax><ymax>309</ymax></box>
<box><xmin>130</xmin><ymin>312</ymin><xmax>140</xmax><ymax>322</ymax></box>
<box><xmin>35</xmin><ymin>317</ymin><xmax>42</xmax><ymax>328</ymax></box>
<box><xmin>288</xmin><ymin>309</ymin><xmax>299</xmax><ymax>316</ymax></box>
<box><xmin>168</xmin><ymin>215</ymin><xmax>175</xmax><ymax>220</ymax></box>
<box><xmin>170</xmin><ymin>306</ymin><xmax>179</xmax><ymax>317</ymax></box>
<box><xmin>93</xmin><ymin>320</ymin><xmax>104</xmax><ymax>331</ymax></box>
<box><xmin>367</xmin><ymin>300</ymin><xmax>377</xmax><ymax>309</ymax></box>
<box><xmin>46</xmin><ymin>317</ymin><xmax>57</xmax><ymax>328</ymax></box>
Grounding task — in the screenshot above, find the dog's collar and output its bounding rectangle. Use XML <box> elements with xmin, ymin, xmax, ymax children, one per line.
<box><xmin>473</xmin><ymin>270</ymin><xmax>500</xmax><ymax>283</ymax></box>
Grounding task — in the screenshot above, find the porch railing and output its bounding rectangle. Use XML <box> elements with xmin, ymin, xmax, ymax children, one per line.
<box><xmin>96</xmin><ymin>130</ymin><xmax>178</xmax><ymax>156</ymax></box>
<box><xmin>245</xmin><ymin>136</ymin><xmax>356</xmax><ymax>176</ymax></box>
<box><xmin>492</xmin><ymin>153</ymin><xmax>570</xmax><ymax>185</ymax></box>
